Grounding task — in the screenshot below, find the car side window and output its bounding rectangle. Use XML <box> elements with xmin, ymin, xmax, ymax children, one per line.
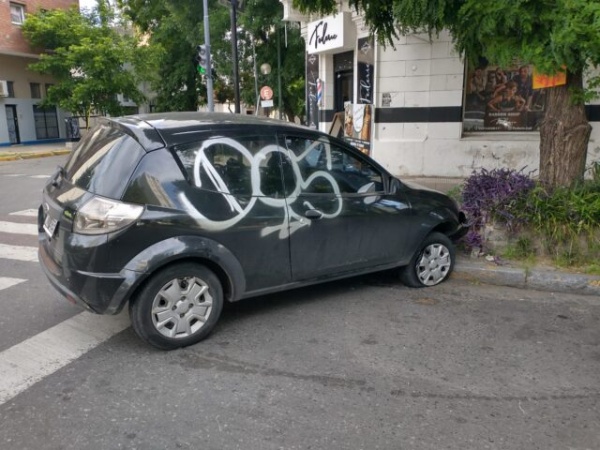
<box><xmin>173</xmin><ymin>135</ymin><xmax>284</xmax><ymax>198</ymax></box>
<box><xmin>283</xmin><ymin>135</ymin><xmax>384</xmax><ymax>195</ymax></box>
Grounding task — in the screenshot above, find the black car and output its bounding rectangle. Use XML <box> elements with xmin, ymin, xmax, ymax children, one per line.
<box><xmin>39</xmin><ymin>112</ymin><xmax>467</xmax><ymax>350</ymax></box>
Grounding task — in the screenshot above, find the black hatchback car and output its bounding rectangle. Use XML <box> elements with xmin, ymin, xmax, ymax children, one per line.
<box><xmin>39</xmin><ymin>112</ymin><xmax>467</xmax><ymax>349</ymax></box>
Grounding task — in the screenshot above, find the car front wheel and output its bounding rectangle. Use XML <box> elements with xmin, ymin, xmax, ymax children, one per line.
<box><xmin>130</xmin><ymin>263</ymin><xmax>223</xmax><ymax>350</ymax></box>
<box><xmin>400</xmin><ymin>232</ymin><xmax>455</xmax><ymax>288</ymax></box>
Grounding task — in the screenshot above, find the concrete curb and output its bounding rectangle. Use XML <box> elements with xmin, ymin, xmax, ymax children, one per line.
<box><xmin>0</xmin><ymin>149</ymin><xmax>71</xmax><ymax>162</ymax></box>
<box><xmin>454</xmin><ymin>257</ymin><xmax>600</xmax><ymax>297</ymax></box>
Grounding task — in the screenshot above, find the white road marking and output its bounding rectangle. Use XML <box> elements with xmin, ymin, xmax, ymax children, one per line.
<box><xmin>0</xmin><ymin>311</ymin><xmax>131</xmax><ymax>405</ymax></box>
<box><xmin>0</xmin><ymin>221</ymin><xmax>37</xmax><ymax>236</ymax></box>
<box><xmin>30</xmin><ymin>175</ymin><xmax>50</xmax><ymax>179</ymax></box>
<box><xmin>3</xmin><ymin>174</ymin><xmax>25</xmax><ymax>177</ymax></box>
<box><xmin>9</xmin><ymin>209</ymin><xmax>38</xmax><ymax>217</ymax></box>
<box><xmin>0</xmin><ymin>277</ymin><xmax>26</xmax><ymax>291</ymax></box>
<box><xmin>0</xmin><ymin>243</ymin><xmax>38</xmax><ymax>262</ymax></box>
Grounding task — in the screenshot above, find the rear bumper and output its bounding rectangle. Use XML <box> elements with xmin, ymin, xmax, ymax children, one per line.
<box><xmin>39</xmin><ymin>241</ymin><xmax>133</xmax><ymax>315</ymax></box>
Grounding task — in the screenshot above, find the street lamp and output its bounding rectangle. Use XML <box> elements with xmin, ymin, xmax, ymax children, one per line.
<box><xmin>260</xmin><ymin>63</ymin><xmax>271</xmax><ymax>76</ymax></box>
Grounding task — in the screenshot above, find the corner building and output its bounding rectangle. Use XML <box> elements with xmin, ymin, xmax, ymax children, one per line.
<box><xmin>0</xmin><ymin>0</ymin><xmax>77</xmax><ymax>146</ymax></box>
<box><xmin>281</xmin><ymin>1</ymin><xmax>600</xmax><ymax>177</ymax></box>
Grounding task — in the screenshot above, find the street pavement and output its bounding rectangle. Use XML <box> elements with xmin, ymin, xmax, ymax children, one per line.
<box><xmin>1</xmin><ymin>141</ymin><xmax>599</xmax><ymax>298</ymax></box>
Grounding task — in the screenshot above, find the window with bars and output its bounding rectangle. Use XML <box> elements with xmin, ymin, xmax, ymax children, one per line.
<box><xmin>6</xmin><ymin>81</ymin><xmax>15</xmax><ymax>97</ymax></box>
<box><xmin>10</xmin><ymin>3</ymin><xmax>25</xmax><ymax>25</ymax></box>
<box><xmin>30</xmin><ymin>82</ymin><xmax>41</xmax><ymax>99</ymax></box>
<box><xmin>33</xmin><ymin>105</ymin><xmax>59</xmax><ymax>139</ymax></box>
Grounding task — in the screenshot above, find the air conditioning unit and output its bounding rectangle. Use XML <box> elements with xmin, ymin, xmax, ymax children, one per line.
<box><xmin>0</xmin><ymin>80</ymin><xmax>8</xmax><ymax>97</ymax></box>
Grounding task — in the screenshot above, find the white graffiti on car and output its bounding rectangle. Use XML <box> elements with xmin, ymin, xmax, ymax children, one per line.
<box><xmin>178</xmin><ymin>137</ymin><xmax>344</xmax><ymax>239</ymax></box>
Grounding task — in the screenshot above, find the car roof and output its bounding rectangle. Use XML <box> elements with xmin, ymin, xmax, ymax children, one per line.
<box><xmin>106</xmin><ymin>112</ymin><xmax>320</xmax><ymax>150</ymax></box>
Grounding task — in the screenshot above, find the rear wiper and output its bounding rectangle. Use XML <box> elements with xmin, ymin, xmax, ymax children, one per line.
<box><xmin>51</xmin><ymin>165</ymin><xmax>65</xmax><ymax>187</ymax></box>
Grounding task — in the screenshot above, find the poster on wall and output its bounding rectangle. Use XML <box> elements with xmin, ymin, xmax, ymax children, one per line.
<box><xmin>344</xmin><ymin>103</ymin><xmax>373</xmax><ymax>155</ymax></box>
<box><xmin>306</xmin><ymin>52</ymin><xmax>320</xmax><ymax>129</ymax></box>
<box><xmin>464</xmin><ymin>62</ymin><xmax>547</xmax><ymax>132</ymax></box>
<box><xmin>357</xmin><ymin>37</ymin><xmax>374</xmax><ymax>104</ymax></box>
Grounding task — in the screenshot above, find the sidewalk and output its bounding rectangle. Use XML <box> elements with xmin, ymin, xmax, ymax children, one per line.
<box><xmin>2</xmin><ymin>143</ymin><xmax>599</xmax><ymax>297</ymax></box>
<box><xmin>0</xmin><ymin>142</ymin><xmax>72</xmax><ymax>162</ymax></box>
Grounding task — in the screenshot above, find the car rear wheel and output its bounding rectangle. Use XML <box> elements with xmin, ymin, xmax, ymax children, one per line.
<box><xmin>400</xmin><ymin>232</ymin><xmax>455</xmax><ymax>288</ymax></box>
<box><xmin>130</xmin><ymin>263</ymin><xmax>223</xmax><ymax>350</ymax></box>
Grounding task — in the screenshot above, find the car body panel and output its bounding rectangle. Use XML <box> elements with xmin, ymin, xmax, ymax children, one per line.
<box><xmin>38</xmin><ymin>112</ymin><xmax>468</xmax><ymax>317</ymax></box>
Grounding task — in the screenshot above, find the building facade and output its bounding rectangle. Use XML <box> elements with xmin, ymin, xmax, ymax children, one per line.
<box><xmin>282</xmin><ymin>1</ymin><xmax>600</xmax><ymax>178</ymax></box>
<box><xmin>0</xmin><ymin>0</ymin><xmax>78</xmax><ymax>146</ymax></box>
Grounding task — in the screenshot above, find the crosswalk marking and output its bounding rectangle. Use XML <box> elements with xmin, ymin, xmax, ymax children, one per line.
<box><xmin>0</xmin><ymin>311</ymin><xmax>131</xmax><ymax>405</ymax></box>
<box><xmin>0</xmin><ymin>208</ymin><xmax>133</xmax><ymax>407</ymax></box>
<box><xmin>0</xmin><ymin>209</ymin><xmax>129</xmax><ymax>407</ymax></box>
<box><xmin>0</xmin><ymin>277</ymin><xmax>26</xmax><ymax>291</ymax></box>
<box><xmin>0</xmin><ymin>221</ymin><xmax>37</xmax><ymax>235</ymax></box>
<box><xmin>0</xmin><ymin>243</ymin><xmax>38</xmax><ymax>262</ymax></box>
<box><xmin>9</xmin><ymin>209</ymin><xmax>38</xmax><ymax>217</ymax></box>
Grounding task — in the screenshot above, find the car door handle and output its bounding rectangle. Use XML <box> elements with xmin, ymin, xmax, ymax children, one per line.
<box><xmin>305</xmin><ymin>209</ymin><xmax>323</xmax><ymax>219</ymax></box>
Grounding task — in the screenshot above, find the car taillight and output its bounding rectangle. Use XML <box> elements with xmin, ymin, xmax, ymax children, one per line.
<box><xmin>74</xmin><ymin>196</ymin><xmax>144</xmax><ymax>235</ymax></box>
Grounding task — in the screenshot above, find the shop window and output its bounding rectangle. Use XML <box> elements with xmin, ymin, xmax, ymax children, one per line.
<box><xmin>463</xmin><ymin>60</ymin><xmax>546</xmax><ymax>132</ymax></box>
<box><xmin>30</xmin><ymin>83</ymin><xmax>41</xmax><ymax>99</ymax></box>
<box><xmin>33</xmin><ymin>105</ymin><xmax>59</xmax><ymax>139</ymax></box>
<box><xmin>10</xmin><ymin>3</ymin><xmax>25</xmax><ymax>25</ymax></box>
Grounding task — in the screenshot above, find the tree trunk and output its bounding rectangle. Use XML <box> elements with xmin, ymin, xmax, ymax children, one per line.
<box><xmin>538</xmin><ymin>71</ymin><xmax>591</xmax><ymax>188</ymax></box>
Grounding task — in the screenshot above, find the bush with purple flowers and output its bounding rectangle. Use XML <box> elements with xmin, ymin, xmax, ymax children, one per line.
<box><xmin>459</xmin><ymin>166</ymin><xmax>600</xmax><ymax>270</ymax></box>
<box><xmin>460</xmin><ymin>168</ymin><xmax>536</xmax><ymax>253</ymax></box>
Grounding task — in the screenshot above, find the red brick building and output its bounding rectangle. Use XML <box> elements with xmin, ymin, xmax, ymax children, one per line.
<box><xmin>0</xmin><ymin>0</ymin><xmax>78</xmax><ymax>146</ymax></box>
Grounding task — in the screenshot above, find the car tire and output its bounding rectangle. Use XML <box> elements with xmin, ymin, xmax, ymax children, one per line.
<box><xmin>130</xmin><ymin>263</ymin><xmax>223</xmax><ymax>350</ymax></box>
<box><xmin>400</xmin><ymin>232</ymin><xmax>455</xmax><ymax>288</ymax></box>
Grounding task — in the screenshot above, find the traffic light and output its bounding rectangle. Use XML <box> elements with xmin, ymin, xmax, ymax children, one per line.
<box><xmin>196</xmin><ymin>44</ymin><xmax>209</xmax><ymax>75</ymax></box>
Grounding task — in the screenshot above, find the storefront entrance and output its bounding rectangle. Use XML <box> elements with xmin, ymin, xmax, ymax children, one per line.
<box><xmin>334</xmin><ymin>51</ymin><xmax>354</xmax><ymax>113</ymax></box>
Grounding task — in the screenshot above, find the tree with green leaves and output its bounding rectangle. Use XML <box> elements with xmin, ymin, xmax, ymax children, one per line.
<box><xmin>293</xmin><ymin>0</ymin><xmax>600</xmax><ymax>187</ymax></box>
<box><xmin>22</xmin><ymin>1</ymin><xmax>154</xmax><ymax>128</ymax></box>
<box><xmin>117</xmin><ymin>0</ymin><xmax>213</xmax><ymax>112</ymax></box>
<box><xmin>118</xmin><ymin>0</ymin><xmax>306</xmax><ymax>122</ymax></box>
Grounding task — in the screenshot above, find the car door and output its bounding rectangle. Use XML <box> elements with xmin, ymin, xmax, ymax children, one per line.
<box><xmin>278</xmin><ymin>134</ymin><xmax>412</xmax><ymax>281</ymax></box>
<box><xmin>172</xmin><ymin>133</ymin><xmax>292</xmax><ymax>292</ymax></box>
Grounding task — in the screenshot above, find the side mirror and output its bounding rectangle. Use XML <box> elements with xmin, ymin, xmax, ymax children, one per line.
<box><xmin>389</xmin><ymin>177</ymin><xmax>402</xmax><ymax>194</ymax></box>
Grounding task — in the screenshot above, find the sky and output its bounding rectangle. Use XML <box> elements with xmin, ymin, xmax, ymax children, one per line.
<box><xmin>78</xmin><ymin>0</ymin><xmax>96</xmax><ymax>11</ymax></box>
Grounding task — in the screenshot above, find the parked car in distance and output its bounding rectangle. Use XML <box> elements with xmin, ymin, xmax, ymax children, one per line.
<box><xmin>39</xmin><ymin>112</ymin><xmax>468</xmax><ymax>350</ymax></box>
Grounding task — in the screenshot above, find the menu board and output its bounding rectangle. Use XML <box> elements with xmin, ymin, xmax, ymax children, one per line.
<box><xmin>344</xmin><ymin>103</ymin><xmax>373</xmax><ymax>155</ymax></box>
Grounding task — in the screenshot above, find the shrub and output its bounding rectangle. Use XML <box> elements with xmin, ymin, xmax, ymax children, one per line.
<box><xmin>460</xmin><ymin>168</ymin><xmax>536</xmax><ymax>252</ymax></box>
<box><xmin>460</xmin><ymin>166</ymin><xmax>600</xmax><ymax>268</ymax></box>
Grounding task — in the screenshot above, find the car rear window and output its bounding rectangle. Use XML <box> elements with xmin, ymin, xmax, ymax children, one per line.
<box><xmin>64</xmin><ymin>124</ymin><xmax>145</xmax><ymax>199</ymax></box>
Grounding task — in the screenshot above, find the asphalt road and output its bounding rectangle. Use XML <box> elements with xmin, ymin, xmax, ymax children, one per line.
<box><xmin>0</xmin><ymin>156</ymin><xmax>599</xmax><ymax>450</ymax></box>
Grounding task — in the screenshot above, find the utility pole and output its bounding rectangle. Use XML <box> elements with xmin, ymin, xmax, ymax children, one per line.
<box><xmin>230</xmin><ymin>0</ymin><xmax>241</xmax><ymax>113</ymax></box>
<box><xmin>277</xmin><ymin>25</ymin><xmax>282</xmax><ymax>120</ymax></box>
<box><xmin>203</xmin><ymin>0</ymin><xmax>214</xmax><ymax>112</ymax></box>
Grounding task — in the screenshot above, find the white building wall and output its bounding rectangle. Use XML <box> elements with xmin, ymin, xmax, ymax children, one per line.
<box><xmin>0</xmin><ymin>54</ymin><xmax>67</xmax><ymax>145</ymax></box>
<box><xmin>372</xmin><ymin>31</ymin><xmax>600</xmax><ymax>177</ymax></box>
<box><xmin>285</xmin><ymin>1</ymin><xmax>600</xmax><ymax>178</ymax></box>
